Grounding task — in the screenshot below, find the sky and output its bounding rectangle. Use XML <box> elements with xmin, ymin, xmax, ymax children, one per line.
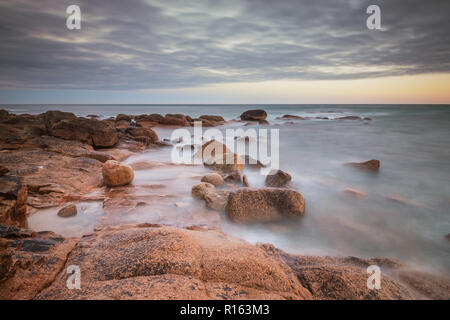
<box><xmin>0</xmin><ymin>0</ymin><xmax>449</xmax><ymax>104</ymax></box>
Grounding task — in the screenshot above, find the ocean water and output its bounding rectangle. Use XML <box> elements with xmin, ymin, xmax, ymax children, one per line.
<box><xmin>5</xmin><ymin>104</ymin><xmax>450</xmax><ymax>276</ymax></box>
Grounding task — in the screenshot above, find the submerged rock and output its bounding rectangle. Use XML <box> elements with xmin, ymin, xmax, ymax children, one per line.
<box><xmin>265</xmin><ymin>170</ymin><xmax>292</xmax><ymax>187</ymax></box>
<box><xmin>343</xmin><ymin>187</ymin><xmax>367</xmax><ymax>198</ymax></box>
<box><xmin>226</xmin><ymin>188</ymin><xmax>305</xmax><ymax>223</ymax></box>
<box><xmin>277</xmin><ymin>115</ymin><xmax>305</xmax><ymax>120</ymax></box>
<box><xmin>102</xmin><ymin>160</ymin><xmax>134</xmax><ymax>187</ymax></box>
<box><xmin>191</xmin><ymin>182</ymin><xmax>215</xmax><ymax>199</ymax></box>
<box><xmin>57</xmin><ymin>204</ymin><xmax>77</xmax><ymax>217</ymax></box>
<box><xmin>243</xmin><ymin>174</ymin><xmax>249</xmax><ymax>187</ymax></box>
<box><xmin>240</xmin><ymin>109</ymin><xmax>267</xmax><ymax>121</ymax></box>
<box><xmin>345</xmin><ymin>159</ymin><xmax>380</xmax><ymax>171</ymax></box>
<box><xmin>200</xmin><ymin>173</ymin><xmax>224</xmax><ymax>187</ymax></box>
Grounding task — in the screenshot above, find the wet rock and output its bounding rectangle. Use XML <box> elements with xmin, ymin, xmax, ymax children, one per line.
<box><xmin>195</xmin><ymin>140</ymin><xmax>244</xmax><ymax>173</ymax></box>
<box><xmin>36</xmin><ymin>225</ymin><xmax>310</xmax><ymax>300</ymax></box>
<box><xmin>192</xmin><ymin>118</ymin><xmax>216</xmax><ymax>127</ymax></box>
<box><xmin>345</xmin><ymin>159</ymin><xmax>380</xmax><ymax>171</ymax></box>
<box><xmin>223</xmin><ymin>171</ymin><xmax>242</xmax><ymax>183</ymax></box>
<box><xmin>0</xmin><ymin>224</ymin><xmax>32</xmax><ymax>238</ymax></box>
<box><xmin>199</xmin><ymin>115</ymin><xmax>224</xmax><ymax>122</ymax></box>
<box><xmin>0</xmin><ymin>175</ymin><xmax>27</xmax><ymax>227</ymax></box>
<box><xmin>125</xmin><ymin>127</ymin><xmax>159</xmax><ymax>145</ymax></box>
<box><xmin>343</xmin><ymin>187</ymin><xmax>367</xmax><ymax>198</ymax></box>
<box><xmin>51</xmin><ymin>118</ymin><xmax>119</xmax><ymax>148</ymax></box>
<box><xmin>337</xmin><ymin>116</ymin><xmax>362</xmax><ymax>120</ymax></box>
<box><xmin>42</xmin><ymin>110</ymin><xmax>77</xmax><ymax>132</ymax></box>
<box><xmin>200</xmin><ymin>173</ymin><xmax>224</xmax><ymax>187</ymax></box>
<box><xmin>226</xmin><ymin>188</ymin><xmax>305</xmax><ymax>223</ymax></box>
<box><xmin>160</xmin><ymin>114</ymin><xmax>187</xmax><ymax>126</ymax></box>
<box><xmin>57</xmin><ymin>204</ymin><xmax>77</xmax><ymax>217</ymax></box>
<box><xmin>191</xmin><ymin>182</ymin><xmax>215</xmax><ymax>199</ymax></box>
<box><xmin>116</xmin><ymin>114</ymin><xmax>133</xmax><ymax>122</ymax></box>
<box><xmin>0</xmin><ymin>109</ymin><xmax>10</xmax><ymax>121</ymax></box>
<box><xmin>240</xmin><ymin>109</ymin><xmax>267</xmax><ymax>121</ymax></box>
<box><xmin>277</xmin><ymin>115</ymin><xmax>306</xmax><ymax>120</ymax></box>
<box><xmin>243</xmin><ymin>174</ymin><xmax>249</xmax><ymax>187</ymax></box>
<box><xmin>135</xmin><ymin>114</ymin><xmax>163</xmax><ymax>123</ymax></box>
<box><xmin>204</xmin><ymin>189</ymin><xmax>230</xmax><ymax>211</ymax></box>
<box><xmin>0</xmin><ymin>165</ymin><xmax>9</xmax><ymax>177</ymax></box>
<box><xmin>265</xmin><ymin>170</ymin><xmax>292</xmax><ymax>188</ymax></box>
<box><xmin>102</xmin><ymin>160</ymin><xmax>134</xmax><ymax>187</ymax></box>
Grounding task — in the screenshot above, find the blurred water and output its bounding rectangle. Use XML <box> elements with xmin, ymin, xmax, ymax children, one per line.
<box><xmin>12</xmin><ymin>104</ymin><xmax>450</xmax><ymax>276</ymax></box>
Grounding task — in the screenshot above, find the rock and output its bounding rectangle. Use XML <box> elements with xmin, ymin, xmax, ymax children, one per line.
<box><xmin>0</xmin><ymin>175</ymin><xmax>27</xmax><ymax>227</ymax></box>
<box><xmin>243</xmin><ymin>155</ymin><xmax>266</xmax><ymax>168</ymax></box>
<box><xmin>224</xmin><ymin>171</ymin><xmax>242</xmax><ymax>183</ymax></box>
<box><xmin>116</xmin><ymin>114</ymin><xmax>133</xmax><ymax>122</ymax></box>
<box><xmin>125</xmin><ymin>127</ymin><xmax>159</xmax><ymax>145</ymax></box>
<box><xmin>192</xmin><ymin>118</ymin><xmax>216</xmax><ymax>127</ymax></box>
<box><xmin>35</xmin><ymin>225</ymin><xmax>311</xmax><ymax>300</ymax></box>
<box><xmin>199</xmin><ymin>115</ymin><xmax>225</xmax><ymax>122</ymax></box>
<box><xmin>243</xmin><ymin>174</ymin><xmax>249</xmax><ymax>187</ymax></box>
<box><xmin>160</xmin><ymin>114</ymin><xmax>187</xmax><ymax>126</ymax></box>
<box><xmin>265</xmin><ymin>170</ymin><xmax>292</xmax><ymax>187</ymax></box>
<box><xmin>51</xmin><ymin>118</ymin><xmax>119</xmax><ymax>148</ymax></box>
<box><xmin>240</xmin><ymin>109</ymin><xmax>267</xmax><ymax>121</ymax></box>
<box><xmin>102</xmin><ymin>160</ymin><xmax>134</xmax><ymax>187</ymax></box>
<box><xmin>0</xmin><ymin>165</ymin><xmax>9</xmax><ymax>177</ymax></box>
<box><xmin>200</xmin><ymin>173</ymin><xmax>224</xmax><ymax>187</ymax></box>
<box><xmin>277</xmin><ymin>115</ymin><xmax>305</xmax><ymax>120</ymax></box>
<box><xmin>57</xmin><ymin>204</ymin><xmax>77</xmax><ymax>217</ymax></box>
<box><xmin>343</xmin><ymin>187</ymin><xmax>367</xmax><ymax>198</ymax></box>
<box><xmin>135</xmin><ymin>114</ymin><xmax>163</xmax><ymax>123</ymax></box>
<box><xmin>195</xmin><ymin>140</ymin><xmax>244</xmax><ymax>173</ymax></box>
<box><xmin>191</xmin><ymin>182</ymin><xmax>215</xmax><ymax>199</ymax></box>
<box><xmin>0</xmin><ymin>109</ymin><xmax>10</xmax><ymax>121</ymax></box>
<box><xmin>345</xmin><ymin>159</ymin><xmax>380</xmax><ymax>171</ymax></box>
<box><xmin>258</xmin><ymin>119</ymin><xmax>269</xmax><ymax>125</ymax></box>
<box><xmin>42</xmin><ymin>110</ymin><xmax>77</xmax><ymax>132</ymax></box>
<box><xmin>337</xmin><ymin>116</ymin><xmax>362</xmax><ymax>120</ymax></box>
<box><xmin>226</xmin><ymin>188</ymin><xmax>305</xmax><ymax>223</ymax></box>
<box><xmin>204</xmin><ymin>189</ymin><xmax>230</xmax><ymax>211</ymax></box>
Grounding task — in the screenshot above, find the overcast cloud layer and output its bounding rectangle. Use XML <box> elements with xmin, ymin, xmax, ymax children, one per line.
<box><xmin>0</xmin><ymin>0</ymin><xmax>449</xmax><ymax>90</ymax></box>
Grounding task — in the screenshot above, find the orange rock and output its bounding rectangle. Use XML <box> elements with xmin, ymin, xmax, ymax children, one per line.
<box><xmin>102</xmin><ymin>160</ymin><xmax>134</xmax><ymax>187</ymax></box>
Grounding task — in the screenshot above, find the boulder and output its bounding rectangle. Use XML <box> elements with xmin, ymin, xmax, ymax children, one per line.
<box><xmin>116</xmin><ymin>114</ymin><xmax>133</xmax><ymax>122</ymax></box>
<box><xmin>0</xmin><ymin>175</ymin><xmax>27</xmax><ymax>227</ymax></box>
<box><xmin>240</xmin><ymin>109</ymin><xmax>267</xmax><ymax>121</ymax></box>
<box><xmin>57</xmin><ymin>204</ymin><xmax>77</xmax><ymax>217</ymax></box>
<box><xmin>226</xmin><ymin>188</ymin><xmax>305</xmax><ymax>223</ymax></box>
<box><xmin>199</xmin><ymin>115</ymin><xmax>225</xmax><ymax>122</ymax></box>
<box><xmin>243</xmin><ymin>174</ymin><xmax>249</xmax><ymax>187</ymax></box>
<box><xmin>195</xmin><ymin>140</ymin><xmax>244</xmax><ymax>173</ymax></box>
<box><xmin>42</xmin><ymin>110</ymin><xmax>77</xmax><ymax>132</ymax></box>
<box><xmin>125</xmin><ymin>127</ymin><xmax>159</xmax><ymax>145</ymax></box>
<box><xmin>102</xmin><ymin>160</ymin><xmax>134</xmax><ymax>187</ymax></box>
<box><xmin>200</xmin><ymin>173</ymin><xmax>224</xmax><ymax>187</ymax></box>
<box><xmin>51</xmin><ymin>118</ymin><xmax>119</xmax><ymax>148</ymax></box>
<box><xmin>191</xmin><ymin>182</ymin><xmax>215</xmax><ymax>199</ymax></box>
<box><xmin>345</xmin><ymin>159</ymin><xmax>380</xmax><ymax>171</ymax></box>
<box><xmin>0</xmin><ymin>109</ymin><xmax>11</xmax><ymax>121</ymax></box>
<box><xmin>160</xmin><ymin>114</ymin><xmax>187</xmax><ymax>126</ymax></box>
<box><xmin>265</xmin><ymin>170</ymin><xmax>292</xmax><ymax>187</ymax></box>
<box><xmin>204</xmin><ymin>189</ymin><xmax>230</xmax><ymax>211</ymax></box>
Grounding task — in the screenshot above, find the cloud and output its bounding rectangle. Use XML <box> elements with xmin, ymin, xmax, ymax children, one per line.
<box><xmin>0</xmin><ymin>0</ymin><xmax>449</xmax><ymax>90</ymax></box>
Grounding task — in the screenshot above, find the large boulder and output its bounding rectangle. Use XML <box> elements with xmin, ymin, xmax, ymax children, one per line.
<box><xmin>42</xmin><ymin>110</ymin><xmax>77</xmax><ymax>132</ymax></box>
<box><xmin>125</xmin><ymin>127</ymin><xmax>159</xmax><ymax>145</ymax></box>
<box><xmin>345</xmin><ymin>159</ymin><xmax>380</xmax><ymax>171</ymax></box>
<box><xmin>265</xmin><ymin>170</ymin><xmax>292</xmax><ymax>187</ymax></box>
<box><xmin>240</xmin><ymin>109</ymin><xmax>267</xmax><ymax>121</ymax></box>
<box><xmin>200</xmin><ymin>173</ymin><xmax>224</xmax><ymax>187</ymax></box>
<box><xmin>0</xmin><ymin>175</ymin><xmax>27</xmax><ymax>227</ymax></box>
<box><xmin>50</xmin><ymin>118</ymin><xmax>119</xmax><ymax>148</ymax></box>
<box><xmin>194</xmin><ymin>140</ymin><xmax>244</xmax><ymax>173</ymax></box>
<box><xmin>226</xmin><ymin>188</ymin><xmax>305</xmax><ymax>223</ymax></box>
<box><xmin>160</xmin><ymin>114</ymin><xmax>187</xmax><ymax>126</ymax></box>
<box><xmin>102</xmin><ymin>160</ymin><xmax>134</xmax><ymax>187</ymax></box>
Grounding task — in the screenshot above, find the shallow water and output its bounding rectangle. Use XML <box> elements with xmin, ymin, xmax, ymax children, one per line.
<box><xmin>10</xmin><ymin>104</ymin><xmax>450</xmax><ymax>276</ymax></box>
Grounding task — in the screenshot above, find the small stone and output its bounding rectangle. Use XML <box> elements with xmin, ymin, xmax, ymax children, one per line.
<box><xmin>265</xmin><ymin>170</ymin><xmax>292</xmax><ymax>187</ymax></box>
<box><xmin>192</xmin><ymin>182</ymin><xmax>215</xmax><ymax>199</ymax></box>
<box><xmin>201</xmin><ymin>173</ymin><xmax>224</xmax><ymax>187</ymax></box>
<box><xmin>57</xmin><ymin>204</ymin><xmax>77</xmax><ymax>217</ymax></box>
<box><xmin>243</xmin><ymin>174</ymin><xmax>249</xmax><ymax>187</ymax></box>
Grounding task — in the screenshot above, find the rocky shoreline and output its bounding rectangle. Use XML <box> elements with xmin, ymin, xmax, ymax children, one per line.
<box><xmin>1</xmin><ymin>109</ymin><xmax>449</xmax><ymax>300</ymax></box>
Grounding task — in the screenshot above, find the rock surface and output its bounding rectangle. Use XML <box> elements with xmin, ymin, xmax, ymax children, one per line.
<box><xmin>195</xmin><ymin>140</ymin><xmax>244</xmax><ymax>173</ymax></box>
<box><xmin>240</xmin><ymin>109</ymin><xmax>267</xmax><ymax>121</ymax></box>
<box><xmin>345</xmin><ymin>159</ymin><xmax>380</xmax><ymax>171</ymax></box>
<box><xmin>226</xmin><ymin>188</ymin><xmax>305</xmax><ymax>223</ymax></box>
<box><xmin>265</xmin><ymin>170</ymin><xmax>292</xmax><ymax>187</ymax></box>
<box><xmin>0</xmin><ymin>175</ymin><xmax>27</xmax><ymax>227</ymax></box>
<box><xmin>200</xmin><ymin>173</ymin><xmax>224</xmax><ymax>187</ymax></box>
<box><xmin>57</xmin><ymin>204</ymin><xmax>77</xmax><ymax>217</ymax></box>
<box><xmin>102</xmin><ymin>160</ymin><xmax>134</xmax><ymax>187</ymax></box>
<box><xmin>191</xmin><ymin>182</ymin><xmax>215</xmax><ymax>199</ymax></box>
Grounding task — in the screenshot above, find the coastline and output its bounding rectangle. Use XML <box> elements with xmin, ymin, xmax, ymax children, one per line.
<box><xmin>0</xmin><ymin>108</ymin><xmax>449</xmax><ymax>300</ymax></box>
